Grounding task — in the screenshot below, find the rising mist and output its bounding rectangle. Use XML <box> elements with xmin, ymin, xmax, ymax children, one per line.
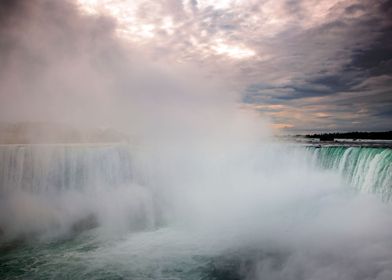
<box><xmin>0</xmin><ymin>1</ymin><xmax>392</xmax><ymax>280</ymax></box>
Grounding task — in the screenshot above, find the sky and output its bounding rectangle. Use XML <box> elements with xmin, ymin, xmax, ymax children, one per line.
<box><xmin>0</xmin><ymin>0</ymin><xmax>391</xmax><ymax>133</ymax></box>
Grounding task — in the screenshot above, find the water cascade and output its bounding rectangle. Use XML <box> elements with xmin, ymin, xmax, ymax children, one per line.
<box><xmin>307</xmin><ymin>146</ymin><xmax>392</xmax><ymax>200</ymax></box>
<box><xmin>0</xmin><ymin>144</ymin><xmax>156</xmax><ymax>241</ymax></box>
<box><xmin>1</xmin><ymin>143</ymin><xmax>392</xmax><ymax>279</ymax></box>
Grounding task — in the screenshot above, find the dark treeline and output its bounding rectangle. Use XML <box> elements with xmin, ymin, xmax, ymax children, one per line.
<box><xmin>305</xmin><ymin>131</ymin><xmax>392</xmax><ymax>141</ymax></box>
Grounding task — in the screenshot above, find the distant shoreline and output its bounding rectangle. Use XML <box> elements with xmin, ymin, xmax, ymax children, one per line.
<box><xmin>304</xmin><ymin>141</ymin><xmax>392</xmax><ymax>149</ymax></box>
<box><xmin>304</xmin><ymin>131</ymin><xmax>392</xmax><ymax>141</ymax></box>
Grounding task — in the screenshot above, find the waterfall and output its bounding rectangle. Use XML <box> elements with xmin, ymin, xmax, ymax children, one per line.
<box><xmin>1</xmin><ymin>143</ymin><xmax>392</xmax><ymax>279</ymax></box>
<box><xmin>1</xmin><ymin>142</ymin><xmax>391</xmax><ymax>243</ymax></box>
<box><xmin>0</xmin><ymin>144</ymin><xmax>156</xmax><ymax>241</ymax></box>
<box><xmin>308</xmin><ymin>146</ymin><xmax>392</xmax><ymax>200</ymax></box>
<box><xmin>0</xmin><ymin>144</ymin><xmax>133</xmax><ymax>193</ymax></box>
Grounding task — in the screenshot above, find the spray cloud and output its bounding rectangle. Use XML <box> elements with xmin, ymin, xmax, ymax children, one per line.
<box><xmin>0</xmin><ymin>1</ymin><xmax>391</xmax><ymax>280</ymax></box>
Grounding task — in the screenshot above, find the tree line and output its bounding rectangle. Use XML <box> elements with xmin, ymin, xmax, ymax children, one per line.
<box><xmin>305</xmin><ymin>131</ymin><xmax>392</xmax><ymax>141</ymax></box>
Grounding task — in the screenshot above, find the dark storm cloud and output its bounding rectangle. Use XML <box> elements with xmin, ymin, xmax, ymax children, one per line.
<box><xmin>238</xmin><ymin>0</ymin><xmax>392</xmax><ymax>132</ymax></box>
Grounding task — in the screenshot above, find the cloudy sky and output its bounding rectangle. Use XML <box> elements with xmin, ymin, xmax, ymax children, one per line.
<box><xmin>1</xmin><ymin>0</ymin><xmax>391</xmax><ymax>133</ymax></box>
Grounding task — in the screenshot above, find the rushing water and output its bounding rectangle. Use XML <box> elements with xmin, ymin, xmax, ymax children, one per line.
<box><xmin>308</xmin><ymin>146</ymin><xmax>392</xmax><ymax>200</ymax></box>
<box><xmin>0</xmin><ymin>143</ymin><xmax>392</xmax><ymax>280</ymax></box>
<box><xmin>0</xmin><ymin>144</ymin><xmax>133</xmax><ymax>193</ymax></box>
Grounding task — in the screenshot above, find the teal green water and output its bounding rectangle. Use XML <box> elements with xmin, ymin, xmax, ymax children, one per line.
<box><xmin>0</xmin><ymin>229</ymin><xmax>253</xmax><ymax>280</ymax></box>
<box><xmin>307</xmin><ymin>146</ymin><xmax>392</xmax><ymax>200</ymax></box>
<box><xmin>1</xmin><ymin>144</ymin><xmax>392</xmax><ymax>279</ymax></box>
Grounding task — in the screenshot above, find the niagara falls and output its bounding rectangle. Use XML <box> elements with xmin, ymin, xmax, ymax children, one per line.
<box><xmin>0</xmin><ymin>1</ymin><xmax>391</xmax><ymax>280</ymax></box>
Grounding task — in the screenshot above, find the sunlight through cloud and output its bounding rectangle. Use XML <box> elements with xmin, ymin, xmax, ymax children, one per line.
<box><xmin>212</xmin><ymin>40</ymin><xmax>256</xmax><ymax>59</ymax></box>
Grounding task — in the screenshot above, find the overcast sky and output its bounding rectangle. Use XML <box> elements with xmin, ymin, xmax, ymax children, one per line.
<box><xmin>1</xmin><ymin>0</ymin><xmax>391</xmax><ymax>133</ymax></box>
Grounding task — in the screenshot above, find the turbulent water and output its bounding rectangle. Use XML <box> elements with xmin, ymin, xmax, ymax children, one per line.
<box><xmin>308</xmin><ymin>146</ymin><xmax>392</xmax><ymax>200</ymax></box>
<box><xmin>0</xmin><ymin>144</ymin><xmax>133</xmax><ymax>193</ymax></box>
<box><xmin>1</xmin><ymin>143</ymin><xmax>392</xmax><ymax>280</ymax></box>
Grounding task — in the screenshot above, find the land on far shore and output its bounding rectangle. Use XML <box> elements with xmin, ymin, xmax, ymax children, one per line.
<box><xmin>304</xmin><ymin>131</ymin><xmax>392</xmax><ymax>141</ymax></box>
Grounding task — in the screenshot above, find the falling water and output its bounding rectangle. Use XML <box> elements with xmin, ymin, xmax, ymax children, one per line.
<box><xmin>307</xmin><ymin>146</ymin><xmax>392</xmax><ymax>200</ymax></box>
<box><xmin>0</xmin><ymin>142</ymin><xmax>392</xmax><ymax>280</ymax></box>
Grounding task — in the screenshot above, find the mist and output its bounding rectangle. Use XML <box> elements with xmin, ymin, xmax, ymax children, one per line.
<box><xmin>0</xmin><ymin>1</ymin><xmax>392</xmax><ymax>280</ymax></box>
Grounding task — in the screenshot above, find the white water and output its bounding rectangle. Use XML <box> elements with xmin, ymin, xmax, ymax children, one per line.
<box><xmin>308</xmin><ymin>146</ymin><xmax>392</xmax><ymax>200</ymax></box>
<box><xmin>0</xmin><ymin>144</ymin><xmax>156</xmax><ymax>240</ymax></box>
<box><xmin>1</xmin><ymin>142</ymin><xmax>392</xmax><ymax>279</ymax></box>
